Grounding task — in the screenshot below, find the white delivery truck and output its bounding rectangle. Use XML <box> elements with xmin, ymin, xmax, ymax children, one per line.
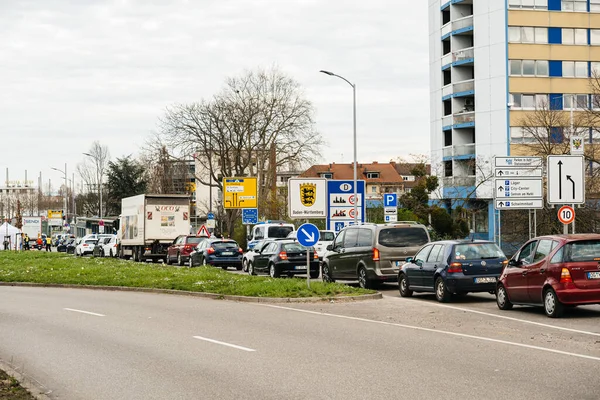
<box><xmin>22</xmin><ymin>216</ymin><xmax>43</xmax><ymax>244</ymax></box>
<box><xmin>118</xmin><ymin>194</ymin><xmax>191</xmax><ymax>262</ymax></box>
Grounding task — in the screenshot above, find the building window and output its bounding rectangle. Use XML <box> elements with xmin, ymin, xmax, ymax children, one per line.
<box><xmin>592</xmin><ymin>0</ymin><xmax>600</xmax><ymax>12</ymax></box>
<box><xmin>508</xmin><ymin>27</ymin><xmax>548</xmax><ymax>43</ymax></box>
<box><xmin>563</xmin><ymin>61</ymin><xmax>588</xmax><ymax>77</ymax></box>
<box><xmin>320</xmin><ymin>173</ymin><xmax>332</xmax><ymax>179</ymax></box>
<box><xmin>562</xmin><ymin>0</ymin><xmax>588</xmax><ymax>11</ymax></box>
<box><xmin>371</xmin><ymin>186</ymin><xmax>377</xmax><ymax>193</ymax></box>
<box><xmin>591</xmin><ymin>30</ymin><xmax>600</xmax><ymax>45</ymax></box>
<box><xmin>508</xmin><ymin>0</ymin><xmax>548</xmax><ymax>9</ymax></box>
<box><xmin>563</xmin><ymin>94</ymin><xmax>589</xmax><ymax>110</ymax></box>
<box><xmin>511</xmin><ymin>93</ymin><xmax>548</xmax><ymax>109</ymax></box>
<box><xmin>562</xmin><ymin>28</ymin><xmax>587</xmax><ymax>45</ymax></box>
<box><xmin>509</xmin><ymin>60</ymin><xmax>549</xmax><ymax>77</ymax></box>
<box><xmin>366</xmin><ymin>172</ymin><xmax>379</xmax><ymax>179</ymax></box>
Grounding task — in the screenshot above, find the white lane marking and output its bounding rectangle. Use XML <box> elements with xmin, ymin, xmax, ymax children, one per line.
<box><xmin>262</xmin><ymin>304</ymin><xmax>600</xmax><ymax>362</ymax></box>
<box><xmin>63</xmin><ymin>308</ymin><xmax>105</xmax><ymax>317</ymax></box>
<box><xmin>193</xmin><ymin>336</ymin><xmax>256</xmax><ymax>352</ymax></box>
<box><xmin>383</xmin><ymin>294</ymin><xmax>600</xmax><ymax>338</ymax></box>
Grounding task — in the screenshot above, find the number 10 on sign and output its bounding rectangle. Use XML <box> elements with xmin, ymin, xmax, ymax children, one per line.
<box><xmin>558</xmin><ymin>205</ymin><xmax>575</xmax><ymax>225</ymax></box>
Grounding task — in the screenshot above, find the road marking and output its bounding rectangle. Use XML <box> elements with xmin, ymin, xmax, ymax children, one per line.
<box><xmin>193</xmin><ymin>336</ymin><xmax>256</xmax><ymax>352</ymax></box>
<box><xmin>63</xmin><ymin>308</ymin><xmax>105</xmax><ymax>317</ymax></box>
<box><xmin>263</xmin><ymin>305</ymin><xmax>600</xmax><ymax>362</ymax></box>
<box><xmin>383</xmin><ymin>295</ymin><xmax>600</xmax><ymax>338</ymax></box>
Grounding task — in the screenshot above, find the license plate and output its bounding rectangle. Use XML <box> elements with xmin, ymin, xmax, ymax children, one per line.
<box><xmin>474</xmin><ymin>277</ymin><xmax>496</xmax><ymax>284</ymax></box>
<box><xmin>587</xmin><ymin>271</ymin><xmax>600</xmax><ymax>279</ymax></box>
<box><xmin>295</xmin><ymin>266</ymin><xmax>307</xmax><ymax>270</ymax></box>
<box><xmin>221</xmin><ymin>252</ymin><xmax>233</xmax><ymax>256</ymax></box>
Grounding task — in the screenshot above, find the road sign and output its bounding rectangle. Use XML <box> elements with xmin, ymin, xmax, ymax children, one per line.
<box><xmin>558</xmin><ymin>205</ymin><xmax>575</xmax><ymax>224</ymax></box>
<box><xmin>495</xmin><ymin>157</ymin><xmax>543</xmax><ymax>168</ymax></box>
<box><xmin>547</xmin><ymin>155</ymin><xmax>585</xmax><ymax>205</ymax></box>
<box><xmin>385</xmin><ymin>214</ymin><xmax>398</xmax><ymax>222</ymax></box>
<box><xmin>495</xmin><ymin>168</ymin><xmax>543</xmax><ymax>178</ymax></box>
<box><xmin>288</xmin><ymin>178</ymin><xmax>327</xmax><ymax>219</ymax></box>
<box><xmin>383</xmin><ymin>193</ymin><xmax>397</xmax><ymax>208</ymax></box>
<box><xmin>206</xmin><ymin>219</ymin><xmax>216</xmax><ymax>229</ymax></box>
<box><xmin>99</xmin><ymin>220</ymin><xmax>104</xmax><ymax>226</ymax></box>
<box><xmin>207</xmin><ymin>212</ymin><xmax>215</xmax><ymax>220</ymax></box>
<box><xmin>222</xmin><ymin>177</ymin><xmax>257</xmax><ymax>209</ymax></box>
<box><xmin>495</xmin><ymin>199</ymin><xmax>544</xmax><ymax>210</ymax></box>
<box><xmin>242</xmin><ymin>208</ymin><xmax>258</xmax><ymax>225</ymax></box>
<box><xmin>297</xmin><ymin>223</ymin><xmax>320</xmax><ymax>247</ymax></box>
<box><xmin>327</xmin><ymin>180</ymin><xmax>366</xmax><ymax>232</ymax></box>
<box><xmin>99</xmin><ymin>225</ymin><xmax>105</xmax><ymax>234</ymax></box>
<box><xmin>197</xmin><ymin>225</ymin><xmax>210</xmax><ymax>237</ymax></box>
<box><xmin>494</xmin><ymin>178</ymin><xmax>543</xmax><ymax>198</ymax></box>
<box><xmin>384</xmin><ymin>208</ymin><xmax>397</xmax><ymax>215</ymax></box>
<box><xmin>570</xmin><ymin>136</ymin><xmax>584</xmax><ymax>155</ymax></box>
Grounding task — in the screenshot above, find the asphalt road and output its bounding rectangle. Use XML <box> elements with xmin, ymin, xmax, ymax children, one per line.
<box><xmin>1</xmin><ymin>286</ymin><xmax>599</xmax><ymax>400</ymax></box>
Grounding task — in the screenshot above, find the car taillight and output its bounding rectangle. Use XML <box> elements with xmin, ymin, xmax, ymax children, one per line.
<box><xmin>238</xmin><ymin>248</ymin><xmax>244</xmax><ymax>253</ymax></box>
<box><xmin>184</xmin><ymin>244</ymin><xmax>193</xmax><ymax>251</ymax></box>
<box><xmin>83</xmin><ymin>244</ymin><xmax>88</xmax><ymax>247</ymax></box>
<box><xmin>560</xmin><ymin>267</ymin><xmax>573</xmax><ymax>283</ymax></box>
<box><xmin>314</xmin><ymin>252</ymin><xmax>319</xmax><ymax>259</ymax></box>
<box><xmin>207</xmin><ymin>247</ymin><xmax>215</xmax><ymax>254</ymax></box>
<box><xmin>448</xmin><ymin>262</ymin><xmax>463</xmax><ymax>273</ymax></box>
<box><xmin>372</xmin><ymin>248</ymin><xmax>380</xmax><ymax>261</ymax></box>
<box><xmin>279</xmin><ymin>251</ymin><xmax>288</xmax><ymax>260</ymax></box>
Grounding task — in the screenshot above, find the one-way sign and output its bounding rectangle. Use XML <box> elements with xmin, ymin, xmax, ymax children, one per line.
<box><xmin>547</xmin><ymin>155</ymin><xmax>585</xmax><ymax>204</ymax></box>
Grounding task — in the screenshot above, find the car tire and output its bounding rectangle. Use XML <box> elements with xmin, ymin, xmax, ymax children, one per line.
<box><xmin>188</xmin><ymin>257</ymin><xmax>194</xmax><ymax>268</ymax></box>
<box><xmin>166</xmin><ymin>255</ymin><xmax>172</xmax><ymax>265</ymax></box>
<box><xmin>357</xmin><ymin>266</ymin><xmax>371</xmax><ymax>289</ymax></box>
<box><xmin>269</xmin><ymin>263</ymin><xmax>280</xmax><ymax>278</ymax></box>
<box><xmin>177</xmin><ymin>253</ymin><xmax>183</xmax><ymax>266</ymax></box>
<box><xmin>398</xmin><ymin>273</ymin><xmax>413</xmax><ymax>297</ymax></box>
<box><xmin>544</xmin><ymin>288</ymin><xmax>564</xmax><ymax>318</ymax></box>
<box><xmin>322</xmin><ymin>263</ymin><xmax>335</xmax><ymax>283</ymax></box>
<box><xmin>248</xmin><ymin>262</ymin><xmax>256</xmax><ymax>275</ymax></box>
<box><xmin>435</xmin><ymin>277</ymin><xmax>451</xmax><ymax>303</ymax></box>
<box><xmin>242</xmin><ymin>259</ymin><xmax>249</xmax><ymax>272</ymax></box>
<box><xmin>496</xmin><ymin>284</ymin><xmax>513</xmax><ymax>310</ymax></box>
<box><xmin>310</xmin><ymin>269</ymin><xmax>319</xmax><ymax>279</ymax></box>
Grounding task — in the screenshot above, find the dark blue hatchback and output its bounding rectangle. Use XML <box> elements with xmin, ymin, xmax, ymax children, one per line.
<box><xmin>398</xmin><ymin>240</ymin><xmax>508</xmax><ymax>302</ymax></box>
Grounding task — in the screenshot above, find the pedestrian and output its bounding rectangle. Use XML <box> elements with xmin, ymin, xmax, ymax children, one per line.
<box><xmin>46</xmin><ymin>236</ymin><xmax>52</xmax><ymax>252</ymax></box>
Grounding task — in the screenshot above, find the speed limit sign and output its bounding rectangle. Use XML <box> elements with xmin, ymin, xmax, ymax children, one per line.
<box><xmin>558</xmin><ymin>205</ymin><xmax>575</xmax><ymax>225</ymax></box>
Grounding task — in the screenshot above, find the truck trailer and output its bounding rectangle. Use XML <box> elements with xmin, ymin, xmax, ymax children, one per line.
<box><xmin>118</xmin><ymin>194</ymin><xmax>191</xmax><ymax>262</ymax></box>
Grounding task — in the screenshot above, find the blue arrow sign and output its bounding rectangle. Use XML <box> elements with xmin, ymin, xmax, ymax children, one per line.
<box><xmin>297</xmin><ymin>223</ymin><xmax>320</xmax><ymax>247</ymax></box>
<box><xmin>384</xmin><ymin>193</ymin><xmax>397</xmax><ymax>207</ymax></box>
<box><xmin>207</xmin><ymin>212</ymin><xmax>215</xmax><ymax>220</ymax></box>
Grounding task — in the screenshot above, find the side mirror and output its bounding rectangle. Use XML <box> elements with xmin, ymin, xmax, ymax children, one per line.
<box><xmin>247</xmin><ymin>235</ymin><xmax>252</xmax><ymax>241</ymax></box>
<box><xmin>508</xmin><ymin>259</ymin><xmax>521</xmax><ymax>267</ymax></box>
<box><xmin>326</xmin><ymin>244</ymin><xmax>333</xmax><ymax>251</ymax></box>
<box><xmin>406</xmin><ymin>257</ymin><xmax>414</xmax><ymax>264</ymax></box>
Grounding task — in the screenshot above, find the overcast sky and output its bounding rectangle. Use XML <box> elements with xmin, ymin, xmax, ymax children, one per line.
<box><xmin>1</xmin><ymin>0</ymin><xmax>429</xmax><ymax>191</ymax></box>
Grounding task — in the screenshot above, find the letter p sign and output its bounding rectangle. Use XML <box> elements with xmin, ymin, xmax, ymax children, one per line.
<box><xmin>384</xmin><ymin>194</ymin><xmax>397</xmax><ymax>207</ymax></box>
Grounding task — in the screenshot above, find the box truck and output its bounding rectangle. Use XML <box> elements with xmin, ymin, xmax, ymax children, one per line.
<box><xmin>119</xmin><ymin>194</ymin><xmax>191</xmax><ymax>262</ymax></box>
<box><xmin>22</xmin><ymin>216</ymin><xmax>43</xmax><ymax>243</ymax></box>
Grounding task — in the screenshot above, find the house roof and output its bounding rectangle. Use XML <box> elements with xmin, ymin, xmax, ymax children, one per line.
<box><xmin>300</xmin><ymin>162</ymin><xmax>403</xmax><ymax>184</ymax></box>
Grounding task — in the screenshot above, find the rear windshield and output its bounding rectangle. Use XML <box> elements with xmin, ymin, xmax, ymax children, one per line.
<box><xmin>320</xmin><ymin>231</ymin><xmax>335</xmax><ymax>241</ymax></box>
<box><xmin>453</xmin><ymin>243</ymin><xmax>505</xmax><ymax>261</ymax></box>
<box><xmin>187</xmin><ymin>237</ymin><xmax>205</xmax><ymax>244</ymax></box>
<box><xmin>564</xmin><ymin>240</ymin><xmax>600</xmax><ymax>262</ymax></box>
<box><xmin>213</xmin><ymin>241</ymin><xmax>238</xmax><ymax>249</ymax></box>
<box><xmin>85</xmin><ymin>240</ymin><xmax>97</xmax><ymax>245</ymax></box>
<box><xmin>378</xmin><ymin>228</ymin><xmax>429</xmax><ymax>247</ymax></box>
<box><xmin>268</xmin><ymin>226</ymin><xmax>294</xmax><ymax>238</ymax></box>
<box><xmin>283</xmin><ymin>243</ymin><xmax>308</xmax><ymax>252</ymax></box>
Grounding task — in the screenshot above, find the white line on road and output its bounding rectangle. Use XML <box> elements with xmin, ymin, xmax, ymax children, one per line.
<box><xmin>384</xmin><ymin>294</ymin><xmax>600</xmax><ymax>337</ymax></box>
<box><xmin>263</xmin><ymin>304</ymin><xmax>600</xmax><ymax>362</ymax></box>
<box><xmin>63</xmin><ymin>308</ymin><xmax>105</xmax><ymax>317</ymax></box>
<box><xmin>193</xmin><ymin>336</ymin><xmax>256</xmax><ymax>352</ymax></box>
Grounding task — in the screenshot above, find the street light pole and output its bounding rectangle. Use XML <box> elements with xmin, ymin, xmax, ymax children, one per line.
<box><xmin>51</xmin><ymin>163</ymin><xmax>68</xmax><ymax>227</ymax></box>
<box><xmin>83</xmin><ymin>153</ymin><xmax>103</xmax><ymax>219</ymax></box>
<box><xmin>320</xmin><ymin>70</ymin><xmax>358</xmax><ymax>226</ymax></box>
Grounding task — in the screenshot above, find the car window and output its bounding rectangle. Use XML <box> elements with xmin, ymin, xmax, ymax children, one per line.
<box><xmin>517</xmin><ymin>241</ymin><xmax>537</xmax><ymax>265</ymax></box>
<box><xmin>213</xmin><ymin>241</ymin><xmax>238</xmax><ymax>249</ymax></box>
<box><xmin>453</xmin><ymin>243</ymin><xmax>504</xmax><ymax>261</ymax></box>
<box><xmin>343</xmin><ymin>229</ymin><xmax>359</xmax><ymax>248</ymax></box>
<box><xmin>564</xmin><ymin>240</ymin><xmax>600</xmax><ymax>262</ymax></box>
<box><xmin>356</xmin><ymin>229</ymin><xmax>373</xmax><ymax>247</ymax></box>
<box><xmin>427</xmin><ymin>244</ymin><xmax>444</xmax><ymax>263</ymax></box>
<box><xmin>85</xmin><ymin>240</ymin><xmax>97</xmax><ymax>245</ymax></box>
<box><xmin>333</xmin><ymin>231</ymin><xmax>345</xmax><ymax>249</ymax></box>
<box><xmin>414</xmin><ymin>245</ymin><xmax>432</xmax><ymax>264</ymax></box>
<box><xmin>533</xmin><ymin>239</ymin><xmax>553</xmax><ymax>262</ymax></box>
<box><xmin>187</xmin><ymin>237</ymin><xmax>204</xmax><ymax>244</ymax></box>
<box><xmin>320</xmin><ymin>231</ymin><xmax>335</xmax><ymax>241</ymax></box>
<box><xmin>283</xmin><ymin>243</ymin><xmax>305</xmax><ymax>252</ymax></box>
<box><xmin>255</xmin><ymin>227</ymin><xmax>264</xmax><ymax>240</ymax></box>
<box><xmin>550</xmin><ymin>246</ymin><xmax>564</xmax><ymax>264</ymax></box>
<box><xmin>263</xmin><ymin>242</ymin><xmax>278</xmax><ymax>253</ymax></box>
<box><xmin>378</xmin><ymin>227</ymin><xmax>429</xmax><ymax>247</ymax></box>
<box><xmin>268</xmin><ymin>226</ymin><xmax>294</xmax><ymax>238</ymax></box>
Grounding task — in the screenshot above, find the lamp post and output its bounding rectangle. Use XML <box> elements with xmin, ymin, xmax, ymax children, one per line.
<box><xmin>51</xmin><ymin>163</ymin><xmax>68</xmax><ymax>226</ymax></box>
<box><xmin>83</xmin><ymin>153</ymin><xmax>103</xmax><ymax>219</ymax></box>
<box><xmin>320</xmin><ymin>70</ymin><xmax>358</xmax><ymax>225</ymax></box>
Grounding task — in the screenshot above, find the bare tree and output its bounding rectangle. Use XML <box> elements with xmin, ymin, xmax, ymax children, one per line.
<box><xmin>77</xmin><ymin>141</ymin><xmax>110</xmax><ymax>217</ymax></box>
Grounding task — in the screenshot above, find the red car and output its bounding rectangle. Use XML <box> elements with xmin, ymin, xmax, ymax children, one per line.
<box><xmin>166</xmin><ymin>235</ymin><xmax>208</xmax><ymax>266</ymax></box>
<box><xmin>496</xmin><ymin>234</ymin><xmax>600</xmax><ymax>318</ymax></box>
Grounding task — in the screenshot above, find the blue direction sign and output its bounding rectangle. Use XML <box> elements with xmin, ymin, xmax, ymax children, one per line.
<box><xmin>327</xmin><ymin>180</ymin><xmax>366</xmax><ymax>232</ymax></box>
<box><xmin>207</xmin><ymin>212</ymin><xmax>215</xmax><ymax>220</ymax></box>
<box><xmin>383</xmin><ymin>193</ymin><xmax>397</xmax><ymax>208</ymax></box>
<box><xmin>242</xmin><ymin>208</ymin><xmax>258</xmax><ymax>225</ymax></box>
<box><xmin>297</xmin><ymin>223</ymin><xmax>320</xmax><ymax>247</ymax></box>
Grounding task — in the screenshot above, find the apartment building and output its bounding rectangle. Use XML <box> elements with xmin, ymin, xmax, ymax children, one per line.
<box><xmin>429</xmin><ymin>0</ymin><xmax>600</xmax><ymax>239</ymax></box>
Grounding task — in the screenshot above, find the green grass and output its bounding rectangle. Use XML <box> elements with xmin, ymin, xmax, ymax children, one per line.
<box><xmin>0</xmin><ymin>252</ymin><xmax>375</xmax><ymax>298</ymax></box>
<box><xmin>0</xmin><ymin>369</ymin><xmax>35</xmax><ymax>400</ymax></box>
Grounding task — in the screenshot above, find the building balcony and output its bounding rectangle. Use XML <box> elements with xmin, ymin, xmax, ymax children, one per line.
<box><xmin>453</xmin><ymin>111</ymin><xmax>475</xmax><ymax>128</ymax></box>
<box><xmin>442</xmin><ymin>143</ymin><xmax>476</xmax><ymax>159</ymax></box>
<box><xmin>452</xmin><ymin>47</ymin><xmax>474</xmax><ymax>65</ymax></box>
<box><xmin>441</xmin><ymin>79</ymin><xmax>474</xmax><ymax>100</ymax></box>
<box><xmin>443</xmin><ymin>176</ymin><xmax>476</xmax><ymax>187</ymax></box>
<box><xmin>441</xmin><ymin>15</ymin><xmax>473</xmax><ymax>39</ymax></box>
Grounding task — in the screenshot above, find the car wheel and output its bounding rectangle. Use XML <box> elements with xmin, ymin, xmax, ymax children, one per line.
<box><xmin>544</xmin><ymin>288</ymin><xmax>564</xmax><ymax>318</ymax></box>
<box><xmin>177</xmin><ymin>253</ymin><xmax>183</xmax><ymax>266</ymax></box>
<box><xmin>269</xmin><ymin>263</ymin><xmax>280</xmax><ymax>278</ymax></box>
<box><xmin>398</xmin><ymin>273</ymin><xmax>413</xmax><ymax>297</ymax></box>
<box><xmin>188</xmin><ymin>257</ymin><xmax>194</xmax><ymax>268</ymax></box>
<box><xmin>435</xmin><ymin>277</ymin><xmax>451</xmax><ymax>303</ymax></box>
<box><xmin>166</xmin><ymin>255</ymin><xmax>172</xmax><ymax>265</ymax></box>
<box><xmin>496</xmin><ymin>284</ymin><xmax>513</xmax><ymax>310</ymax></box>
<box><xmin>322</xmin><ymin>263</ymin><xmax>335</xmax><ymax>283</ymax></box>
<box><xmin>242</xmin><ymin>259</ymin><xmax>249</xmax><ymax>272</ymax></box>
<box><xmin>357</xmin><ymin>266</ymin><xmax>371</xmax><ymax>289</ymax></box>
<box><xmin>248</xmin><ymin>262</ymin><xmax>256</xmax><ymax>275</ymax></box>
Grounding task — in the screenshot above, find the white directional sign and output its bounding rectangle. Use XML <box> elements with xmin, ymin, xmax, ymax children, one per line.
<box><xmin>495</xmin><ymin>178</ymin><xmax>543</xmax><ymax>198</ymax></box>
<box><xmin>495</xmin><ymin>168</ymin><xmax>543</xmax><ymax>178</ymax></box>
<box><xmin>288</xmin><ymin>178</ymin><xmax>327</xmax><ymax>219</ymax></box>
<box><xmin>547</xmin><ymin>155</ymin><xmax>585</xmax><ymax>205</ymax></box>
<box><xmin>495</xmin><ymin>157</ymin><xmax>543</xmax><ymax>168</ymax></box>
<box><xmin>495</xmin><ymin>199</ymin><xmax>544</xmax><ymax>210</ymax></box>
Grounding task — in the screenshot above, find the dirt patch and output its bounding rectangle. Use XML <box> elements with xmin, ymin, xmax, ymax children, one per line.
<box><xmin>0</xmin><ymin>370</ymin><xmax>35</xmax><ymax>400</ymax></box>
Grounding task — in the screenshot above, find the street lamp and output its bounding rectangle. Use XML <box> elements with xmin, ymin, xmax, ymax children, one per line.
<box><xmin>83</xmin><ymin>152</ymin><xmax>103</xmax><ymax>219</ymax></box>
<box><xmin>51</xmin><ymin>163</ymin><xmax>67</xmax><ymax>225</ymax></box>
<box><xmin>320</xmin><ymin>70</ymin><xmax>358</xmax><ymax>225</ymax></box>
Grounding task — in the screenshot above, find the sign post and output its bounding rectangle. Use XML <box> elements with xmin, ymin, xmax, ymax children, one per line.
<box><xmin>558</xmin><ymin>205</ymin><xmax>575</xmax><ymax>234</ymax></box>
<box><xmin>297</xmin><ymin>223</ymin><xmax>320</xmax><ymax>288</ymax></box>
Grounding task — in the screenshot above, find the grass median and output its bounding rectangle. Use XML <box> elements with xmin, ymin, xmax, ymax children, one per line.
<box><xmin>0</xmin><ymin>252</ymin><xmax>375</xmax><ymax>298</ymax></box>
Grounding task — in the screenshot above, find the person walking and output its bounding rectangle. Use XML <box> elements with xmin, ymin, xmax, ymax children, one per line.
<box><xmin>46</xmin><ymin>236</ymin><xmax>52</xmax><ymax>252</ymax></box>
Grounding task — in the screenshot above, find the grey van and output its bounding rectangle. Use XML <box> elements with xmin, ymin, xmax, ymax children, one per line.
<box><xmin>321</xmin><ymin>223</ymin><xmax>431</xmax><ymax>289</ymax></box>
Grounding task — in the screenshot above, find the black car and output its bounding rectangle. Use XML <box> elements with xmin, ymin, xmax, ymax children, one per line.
<box><xmin>398</xmin><ymin>240</ymin><xmax>508</xmax><ymax>302</ymax></box>
<box><xmin>189</xmin><ymin>239</ymin><xmax>243</xmax><ymax>270</ymax></box>
<box><xmin>248</xmin><ymin>239</ymin><xmax>320</xmax><ymax>279</ymax></box>
<box><xmin>242</xmin><ymin>239</ymin><xmax>274</xmax><ymax>272</ymax></box>
<box><xmin>65</xmin><ymin>238</ymin><xmax>77</xmax><ymax>254</ymax></box>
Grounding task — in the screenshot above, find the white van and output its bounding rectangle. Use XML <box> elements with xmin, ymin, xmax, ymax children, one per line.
<box><xmin>247</xmin><ymin>221</ymin><xmax>295</xmax><ymax>250</ymax></box>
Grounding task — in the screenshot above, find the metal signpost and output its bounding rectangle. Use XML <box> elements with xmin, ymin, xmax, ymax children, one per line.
<box><xmin>297</xmin><ymin>223</ymin><xmax>320</xmax><ymax>288</ymax></box>
<box><xmin>327</xmin><ymin>180</ymin><xmax>366</xmax><ymax>232</ymax></box>
<box><xmin>222</xmin><ymin>177</ymin><xmax>258</xmax><ymax>209</ymax></box>
<box><xmin>383</xmin><ymin>193</ymin><xmax>398</xmax><ymax>223</ymax></box>
<box><xmin>287</xmin><ymin>178</ymin><xmax>327</xmax><ymax>219</ymax></box>
<box><xmin>547</xmin><ymin>155</ymin><xmax>585</xmax><ymax>235</ymax></box>
<box><xmin>206</xmin><ymin>212</ymin><xmax>215</xmax><ymax>230</ymax></box>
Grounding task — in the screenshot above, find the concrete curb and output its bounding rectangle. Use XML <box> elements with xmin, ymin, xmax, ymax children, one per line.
<box><xmin>0</xmin><ymin>358</ymin><xmax>53</xmax><ymax>400</ymax></box>
<box><xmin>0</xmin><ymin>282</ymin><xmax>383</xmax><ymax>303</ymax></box>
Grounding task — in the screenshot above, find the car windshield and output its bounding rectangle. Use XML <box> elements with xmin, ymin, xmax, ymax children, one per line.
<box><xmin>213</xmin><ymin>241</ymin><xmax>238</xmax><ymax>249</ymax></box>
<box><xmin>320</xmin><ymin>231</ymin><xmax>335</xmax><ymax>241</ymax></box>
<box><xmin>378</xmin><ymin>228</ymin><xmax>429</xmax><ymax>247</ymax></box>
<box><xmin>453</xmin><ymin>243</ymin><xmax>505</xmax><ymax>260</ymax></box>
<box><xmin>283</xmin><ymin>243</ymin><xmax>308</xmax><ymax>252</ymax></box>
<box><xmin>268</xmin><ymin>226</ymin><xmax>293</xmax><ymax>238</ymax></box>
<box><xmin>85</xmin><ymin>240</ymin><xmax>97</xmax><ymax>245</ymax></box>
<box><xmin>187</xmin><ymin>237</ymin><xmax>205</xmax><ymax>244</ymax></box>
<box><xmin>564</xmin><ymin>240</ymin><xmax>600</xmax><ymax>262</ymax></box>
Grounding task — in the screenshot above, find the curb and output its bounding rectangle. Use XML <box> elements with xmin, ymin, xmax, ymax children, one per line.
<box><xmin>0</xmin><ymin>358</ymin><xmax>53</xmax><ymax>400</ymax></box>
<box><xmin>0</xmin><ymin>282</ymin><xmax>383</xmax><ymax>303</ymax></box>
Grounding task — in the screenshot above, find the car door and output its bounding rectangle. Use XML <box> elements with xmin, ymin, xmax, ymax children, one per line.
<box><xmin>421</xmin><ymin>244</ymin><xmax>446</xmax><ymax>290</ymax></box>
<box><xmin>168</xmin><ymin>236</ymin><xmax>181</xmax><ymax>259</ymax></box>
<box><xmin>406</xmin><ymin>245</ymin><xmax>432</xmax><ymax>287</ymax></box>
<box><xmin>526</xmin><ymin>239</ymin><xmax>558</xmax><ymax>304</ymax></box>
<box><xmin>326</xmin><ymin>231</ymin><xmax>346</xmax><ymax>279</ymax></box>
<box><xmin>339</xmin><ymin>228</ymin><xmax>360</xmax><ymax>279</ymax></box>
<box><xmin>255</xmin><ymin>242</ymin><xmax>277</xmax><ymax>272</ymax></box>
<box><xmin>504</xmin><ymin>240</ymin><xmax>537</xmax><ymax>303</ymax></box>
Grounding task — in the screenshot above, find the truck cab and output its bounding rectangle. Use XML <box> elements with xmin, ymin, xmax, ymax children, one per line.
<box><xmin>247</xmin><ymin>221</ymin><xmax>295</xmax><ymax>250</ymax></box>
